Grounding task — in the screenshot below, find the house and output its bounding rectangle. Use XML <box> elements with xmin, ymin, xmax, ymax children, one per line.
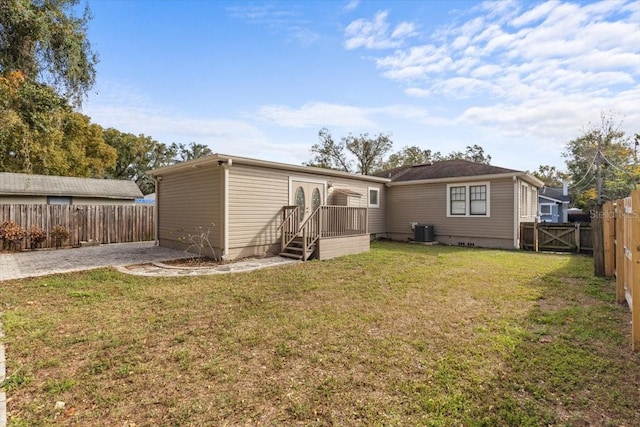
<box><xmin>149</xmin><ymin>154</ymin><xmax>543</xmax><ymax>261</ymax></box>
<box><xmin>149</xmin><ymin>154</ymin><xmax>388</xmax><ymax>261</ymax></box>
<box><xmin>0</xmin><ymin>172</ymin><xmax>143</xmax><ymax>205</ymax></box>
<box><xmin>382</xmin><ymin>160</ymin><xmax>543</xmax><ymax>249</ymax></box>
<box><xmin>135</xmin><ymin>192</ymin><xmax>156</xmax><ymax>205</ymax></box>
<box><xmin>538</xmin><ymin>184</ymin><xmax>570</xmax><ymax>223</ymax></box>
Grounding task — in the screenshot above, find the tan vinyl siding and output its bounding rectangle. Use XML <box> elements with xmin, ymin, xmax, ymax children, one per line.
<box><xmin>72</xmin><ymin>197</ymin><xmax>136</xmax><ymax>205</ymax></box>
<box><xmin>387</xmin><ymin>178</ymin><xmax>516</xmax><ymax>248</ymax></box>
<box><xmin>317</xmin><ymin>235</ymin><xmax>370</xmax><ymax>260</ymax></box>
<box><xmin>157</xmin><ymin>165</ymin><xmax>222</xmax><ymax>256</ymax></box>
<box><xmin>0</xmin><ymin>196</ymin><xmax>47</xmax><ymax>204</ymax></box>
<box><xmin>227</xmin><ymin>165</ymin><xmax>387</xmax><ymax>258</ymax></box>
<box><xmin>227</xmin><ymin>164</ymin><xmax>289</xmax><ymax>257</ymax></box>
<box><xmin>326</xmin><ymin>178</ymin><xmax>386</xmax><ymax>235</ymax></box>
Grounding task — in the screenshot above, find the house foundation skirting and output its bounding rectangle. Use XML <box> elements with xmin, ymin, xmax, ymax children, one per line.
<box><xmin>317</xmin><ymin>234</ymin><xmax>370</xmax><ymax>260</ymax></box>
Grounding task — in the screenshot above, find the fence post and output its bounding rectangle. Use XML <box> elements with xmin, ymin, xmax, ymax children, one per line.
<box><xmin>533</xmin><ymin>220</ymin><xmax>539</xmax><ymax>252</ymax></box>
<box><xmin>575</xmin><ymin>222</ymin><xmax>581</xmax><ymax>253</ymax></box>
<box><xmin>631</xmin><ymin>191</ymin><xmax>640</xmax><ymax>351</ymax></box>
<box><xmin>593</xmin><ymin>204</ymin><xmax>605</xmax><ymax>277</ymax></box>
<box><xmin>603</xmin><ymin>201</ymin><xmax>615</xmax><ymax>276</ymax></box>
<box><xmin>615</xmin><ymin>200</ymin><xmax>626</xmax><ymax>304</ymax></box>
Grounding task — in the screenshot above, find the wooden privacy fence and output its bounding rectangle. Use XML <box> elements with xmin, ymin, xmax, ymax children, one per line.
<box><xmin>0</xmin><ymin>204</ymin><xmax>155</xmax><ymax>250</ymax></box>
<box><xmin>520</xmin><ymin>222</ymin><xmax>593</xmax><ymax>254</ymax></box>
<box><xmin>603</xmin><ymin>194</ymin><xmax>640</xmax><ymax>350</ymax></box>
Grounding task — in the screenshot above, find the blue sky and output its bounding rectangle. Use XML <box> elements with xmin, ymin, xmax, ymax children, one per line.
<box><xmin>82</xmin><ymin>0</ymin><xmax>640</xmax><ymax>172</ymax></box>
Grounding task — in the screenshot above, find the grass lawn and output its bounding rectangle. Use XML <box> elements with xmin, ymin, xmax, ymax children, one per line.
<box><xmin>2</xmin><ymin>241</ymin><xmax>640</xmax><ymax>426</ymax></box>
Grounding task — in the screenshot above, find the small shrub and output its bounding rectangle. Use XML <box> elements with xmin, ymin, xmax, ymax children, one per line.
<box><xmin>0</xmin><ymin>220</ymin><xmax>26</xmax><ymax>251</ymax></box>
<box><xmin>28</xmin><ymin>225</ymin><xmax>47</xmax><ymax>250</ymax></box>
<box><xmin>174</xmin><ymin>223</ymin><xmax>222</xmax><ymax>261</ymax></box>
<box><xmin>50</xmin><ymin>225</ymin><xmax>70</xmax><ymax>249</ymax></box>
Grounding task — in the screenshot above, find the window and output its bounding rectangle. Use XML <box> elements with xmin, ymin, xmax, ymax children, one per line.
<box><xmin>47</xmin><ymin>196</ymin><xmax>71</xmax><ymax>205</ymax></box>
<box><xmin>531</xmin><ymin>188</ymin><xmax>538</xmax><ymax>217</ymax></box>
<box><xmin>540</xmin><ymin>204</ymin><xmax>552</xmax><ymax>215</ymax></box>
<box><xmin>469</xmin><ymin>185</ymin><xmax>487</xmax><ymax>215</ymax></box>
<box><xmin>520</xmin><ymin>184</ymin><xmax>529</xmax><ymax>217</ymax></box>
<box><xmin>450</xmin><ymin>186</ymin><xmax>466</xmax><ymax>215</ymax></box>
<box><xmin>368</xmin><ymin>187</ymin><xmax>380</xmax><ymax>208</ymax></box>
<box><xmin>446</xmin><ymin>183</ymin><xmax>490</xmax><ymax>217</ymax></box>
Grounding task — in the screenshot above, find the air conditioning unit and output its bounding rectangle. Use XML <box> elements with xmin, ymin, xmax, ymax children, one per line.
<box><xmin>414</xmin><ymin>224</ymin><xmax>435</xmax><ymax>242</ymax></box>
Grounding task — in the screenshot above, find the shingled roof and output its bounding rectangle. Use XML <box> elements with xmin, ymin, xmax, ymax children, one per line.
<box><xmin>0</xmin><ymin>172</ymin><xmax>143</xmax><ymax>199</ymax></box>
<box><xmin>539</xmin><ymin>186</ymin><xmax>570</xmax><ymax>202</ymax></box>
<box><xmin>376</xmin><ymin>159</ymin><xmax>520</xmax><ymax>182</ymax></box>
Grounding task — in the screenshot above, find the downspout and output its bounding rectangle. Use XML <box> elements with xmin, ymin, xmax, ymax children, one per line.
<box><xmin>513</xmin><ymin>176</ymin><xmax>518</xmax><ymax>249</ymax></box>
<box><xmin>154</xmin><ymin>176</ymin><xmax>161</xmax><ymax>246</ymax></box>
<box><xmin>221</xmin><ymin>159</ymin><xmax>232</xmax><ymax>259</ymax></box>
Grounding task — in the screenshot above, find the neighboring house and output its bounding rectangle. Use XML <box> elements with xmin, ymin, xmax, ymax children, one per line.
<box><xmin>538</xmin><ymin>184</ymin><xmax>570</xmax><ymax>223</ymax></box>
<box><xmin>0</xmin><ymin>172</ymin><xmax>143</xmax><ymax>205</ymax></box>
<box><xmin>135</xmin><ymin>192</ymin><xmax>156</xmax><ymax>205</ymax></box>
<box><xmin>150</xmin><ymin>154</ymin><xmax>543</xmax><ymax>261</ymax></box>
<box><xmin>381</xmin><ymin>160</ymin><xmax>543</xmax><ymax>249</ymax></box>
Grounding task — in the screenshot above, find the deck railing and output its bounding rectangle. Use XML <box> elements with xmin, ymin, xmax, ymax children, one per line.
<box><xmin>320</xmin><ymin>205</ymin><xmax>368</xmax><ymax>237</ymax></box>
<box><xmin>279</xmin><ymin>205</ymin><xmax>368</xmax><ymax>259</ymax></box>
<box><xmin>279</xmin><ymin>205</ymin><xmax>300</xmax><ymax>253</ymax></box>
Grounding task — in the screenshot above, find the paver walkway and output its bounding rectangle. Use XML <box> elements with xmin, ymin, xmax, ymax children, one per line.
<box><xmin>0</xmin><ymin>241</ymin><xmax>194</xmax><ymax>281</ymax></box>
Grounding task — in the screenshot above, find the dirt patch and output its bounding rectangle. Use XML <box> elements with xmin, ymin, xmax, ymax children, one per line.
<box><xmin>162</xmin><ymin>255</ymin><xmax>262</xmax><ymax>267</ymax></box>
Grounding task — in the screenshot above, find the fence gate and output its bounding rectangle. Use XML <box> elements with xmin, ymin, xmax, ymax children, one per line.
<box><xmin>520</xmin><ymin>222</ymin><xmax>591</xmax><ymax>254</ymax></box>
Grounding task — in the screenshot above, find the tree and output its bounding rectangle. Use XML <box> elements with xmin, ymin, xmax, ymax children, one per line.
<box><xmin>563</xmin><ymin>113</ymin><xmax>640</xmax><ymax>210</ymax></box>
<box><xmin>0</xmin><ymin>0</ymin><xmax>98</xmax><ymax>106</ymax></box>
<box><xmin>103</xmin><ymin>129</ymin><xmax>175</xmax><ymax>194</ymax></box>
<box><xmin>103</xmin><ymin>130</ymin><xmax>214</xmax><ymax>194</ymax></box>
<box><xmin>0</xmin><ymin>71</ymin><xmax>115</xmax><ymax>176</ymax></box>
<box><xmin>380</xmin><ymin>145</ymin><xmax>435</xmax><ymax>170</ymax></box>
<box><xmin>307</xmin><ymin>128</ymin><xmax>393</xmax><ymax>175</ymax></box>
<box><xmin>307</xmin><ymin>128</ymin><xmax>351</xmax><ymax>172</ymax></box>
<box><xmin>170</xmin><ymin>142</ymin><xmax>213</xmax><ymax>163</ymax></box>
<box><xmin>437</xmin><ymin>144</ymin><xmax>492</xmax><ymax>164</ymax></box>
<box><xmin>530</xmin><ymin>165</ymin><xmax>569</xmax><ymax>187</ymax></box>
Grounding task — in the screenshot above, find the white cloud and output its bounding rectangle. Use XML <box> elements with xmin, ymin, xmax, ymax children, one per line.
<box><xmin>344</xmin><ymin>10</ymin><xmax>417</xmax><ymax>50</ymax></box>
<box><xmin>227</xmin><ymin>4</ymin><xmax>319</xmax><ymax>46</ymax></box>
<box><xmin>344</xmin><ymin>0</ymin><xmax>639</xmax><ymax>152</ymax></box>
<box><xmin>343</xmin><ymin>0</ymin><xmax>360</xmax><ymax>12</ymax></box>
<box><xmin>256</xmin><ymin>102</ymin><xmax>375</xmax><ymax>128</ymax></box>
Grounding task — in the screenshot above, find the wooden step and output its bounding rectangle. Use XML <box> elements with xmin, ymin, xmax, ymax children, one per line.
<box><xmin>279</xmin><ymin>252</ymin><xmax>303</xmax><ymax>260</ymax></box>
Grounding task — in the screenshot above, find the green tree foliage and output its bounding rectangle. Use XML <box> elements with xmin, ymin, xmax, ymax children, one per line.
<box><xmin>307</xmin><ymin>128</ymin><xmax>351</xmax><ymax>172</ymax></box>
<box><xmin>103</xmin><ymin>130</ymin><xmax>213</xmax><ymax>194</ymax></box>
<box><xmin>563</xmin><ymin>113</ymin><xmax>640</xmax><ymax>210</ymax></box>
<box><xmin>308</xmin><ymin>128</ymin><xmax>393</xmax><ymax>175</ymax></box>
<box><xmin>0</xmin><ymin>71</ymin><xmax>116</xmax><ymax>176</ymax></box>
<box><xmin>380</xmin><ymin>144</ymin><xmax>492</xmax><ymax>171</ymax></box>
<box><xmin>0</xmin><ymin>0</ymin><xmax>98</xmax><ymax>106</ymax></box>
<box><xmin>103</xmin><ymin>129</ymin><xmax>174</xmax><ymax>195</ymax></box>
<box><xmin>380</xmin><ymin>145</ymin><xmax>435</xmax><ymax>170</ymax></box>
<box><xmin>530</xmin><ymin>165</ymin><xmax>569</xmax><ymax>187</ymax></box>
<box><xmin>170</xmin><ymin>142</ymin><xmax>213</xmax><ymax>163</ymax></box>
<box><xmin>438</xmin><ymin>144</ymin><xmax>492</xmax><ymax>164</ymax></box>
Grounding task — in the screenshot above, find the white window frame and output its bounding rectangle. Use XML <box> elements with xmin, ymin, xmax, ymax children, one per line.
<box><xmin>368</xmin><ymin>187</ymin><xmax>380</xmax><ymax>208</ymax></box>
<box><xmin>539</xmin><ymin>203</ymin><xmax>553</xmax><ymax>215</ymax></box>
<box><xmin>446</xmin><ymin>182</ymin><xmax>490</xmax><ymax>217</ymax></box>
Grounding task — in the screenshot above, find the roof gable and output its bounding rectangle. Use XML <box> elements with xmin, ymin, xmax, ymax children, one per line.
<box><xmin>539</xmin><ymin>186</ymin><xmax>570</xmax><ymax>202</ymax></box>
<box><xmin>0</xmin><ymin>172</ymin><xmax>143</xmax><ymax>199</ymax></box>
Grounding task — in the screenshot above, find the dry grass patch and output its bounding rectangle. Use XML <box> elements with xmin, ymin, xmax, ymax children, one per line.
<box><xmin>2</xmin><ymin>241</ymin><xmax>640</xmax><ymax>426</ymax></box>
